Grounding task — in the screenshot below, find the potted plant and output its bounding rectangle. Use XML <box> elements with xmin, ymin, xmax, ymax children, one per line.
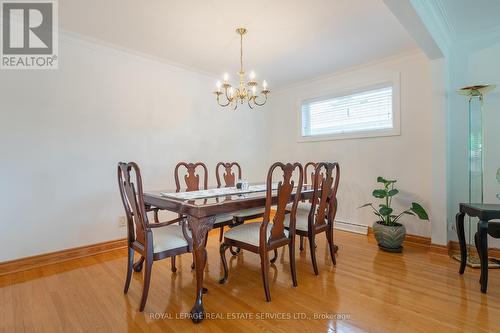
<box><xmin>360</xmin><ymin>177</ymin><xmax>429</xmax><ymax>252</ymax></box>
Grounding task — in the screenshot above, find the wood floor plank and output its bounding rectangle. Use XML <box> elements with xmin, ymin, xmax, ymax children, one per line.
<box><xmin>1</xmin><ymin>229</ymin><xmax>499</xmax><ymax>333</ymax></box>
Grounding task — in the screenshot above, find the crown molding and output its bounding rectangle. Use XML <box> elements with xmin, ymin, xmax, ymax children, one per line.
<box><xmin>59</xmin><ymin>29</ymin><xmax>219</xmax><ymax>81</ymax></box>
<box><xmin>410</xmin><ymin>0</ymin><xmax>452</xmax><ymax>57</ymax></box>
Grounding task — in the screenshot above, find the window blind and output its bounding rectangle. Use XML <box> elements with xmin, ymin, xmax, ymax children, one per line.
<box><xmin>301</xmin><ymin>86</ymin><xmax>393</xmax><ymax>137</ymax></box>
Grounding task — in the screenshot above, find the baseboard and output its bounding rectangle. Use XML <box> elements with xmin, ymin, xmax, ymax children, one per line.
<box><xmin>334</xmin><ymin>220</ymin><xmax>368</xmax><ymax>235</ymax></box>
<box><xmin>446</xmin><ymin>240</ymin><xmax>500</xmax><ymax>259</ymax></box>
<box><xmin>0</xmin><ymin>238</ymin><xmax>127</xmax><ymax>276</ymax></box>
<box><xmin>4</xmin><ymin>228</ymin><xmax>500</xmax><ymax>276</ymax></box>
<box><xmin>429</xmin><ymin>243</ymin><xmax>450</xmax><ymax>255</ymax></box>
<box><xmin>367</xmin><ymin>226</ymin><xmax>500</xmax><ymax>257</ymax></box>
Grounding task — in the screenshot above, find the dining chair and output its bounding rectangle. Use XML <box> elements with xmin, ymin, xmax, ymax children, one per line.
<box><xmin>284</xmin><ymin>162</ymin><xmax>340</xmax><ymax>275</ymax></box>
<box><xmin>219</xmin><ymin>162</ymin><xmax>303</xmax><ymax>301</ymax></box>
<box><xmin>174</xmin><ymin>161</ymin><xmax>234</xmax><ymax>269</ymax></box>
<box><xmin>118</xmin><ymin>162</ymin><xmax>192</xmax><ymax>312</ymax></box>
<box><xmin>304</xmin><ymin>162</ymin><xmax>317</xmax><ymax>186</ymax></box>
<box><xmin>215</xmin><ymin>162</ymin><xmax>266</xmax><ymax>240</ymax></box>
<box><xmin>296</xmin><ymin>162</ymin><xmax>318</xmax><ymax>250</ymax></box>
<box><xmin>174</xmin><ymin>161</ymin><xmax>209</xmax><ymax>192</ymax></box>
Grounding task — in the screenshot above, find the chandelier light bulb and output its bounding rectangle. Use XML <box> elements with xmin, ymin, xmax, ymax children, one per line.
<box><xmin>252</xmin><ymin>86</ymin><xmax>257</xmax><ymax>96</ymax></box>
<box><xmin>223</xmin><ymin>73</ymin><xmax>229</xmax><ymax>82</ymax></box>
<box><xmin>216</xmin><ymin>80</ymin><xmax>222</xmax><ymax>91</ymax></box>
<box><xmin>249</xmin><ymin>71</ymin><xmax>256</xmax><ymax>80</ymax></box>
<box><xmin>263</xmin><ymin>80</ymin><xmax>268</xmax><ymax>90</ymax></box>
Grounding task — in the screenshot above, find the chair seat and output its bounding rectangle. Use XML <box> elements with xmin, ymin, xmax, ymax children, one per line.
<box><xmin>151</xmin><ymin>225</ymin><xmax>190</xmax><ymax>253</ymax></box>
<box><xmin>232</xmin><ymin>207</ymin><xmax>265</xmax><ymax>218</ymax></box>
<box><xmin>224</xmin><ymin>222</ymin><xmax>289</xmax><ymax>247</ymax></box>
<box><xmin>284</xmin><ymin>210</ymin><xmax>311</xmax><ymax>232</ymax></box>
<box><xmin>214</xmin><ymin>213</ymin><xmax>234</xmax><ymax>227</ymax></box>
<box><xmin>286</xmin><ymin>201</ymin><xmax>312</xmax><ymax>212</ymax></box>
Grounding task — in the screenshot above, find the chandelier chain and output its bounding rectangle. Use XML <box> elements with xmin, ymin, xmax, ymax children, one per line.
<box><xmin>240</xmin><ymin>31</ymin><xmax>243</xmax><ymax>73</ymax></box>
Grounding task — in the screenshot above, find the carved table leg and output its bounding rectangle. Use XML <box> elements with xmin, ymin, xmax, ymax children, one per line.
<box><xmin>478</xmin><ymin>220</ymin><xmax>489</xmax><ymax>293</ymax></box>
<box><xmin>456</xmin><ymin>212</ymin><xmax>466</xmax><ymax>274</ymax></box>
<box><xmin>187</xmin><ymin>215</ymin><xmax>215</xmax><ymax>323</ymax></box>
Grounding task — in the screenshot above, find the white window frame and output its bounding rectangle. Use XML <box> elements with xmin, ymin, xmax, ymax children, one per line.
<box><xmin>297</xmin><ymin>73</ymin><xmax>401</xmax><ymax>142</ymax></box>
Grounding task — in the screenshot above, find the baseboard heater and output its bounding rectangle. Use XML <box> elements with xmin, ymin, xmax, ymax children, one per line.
<box><xmin>333</xmin><ymin>220</ymin><xmax>368</xmax><ymax>235</ymax></box>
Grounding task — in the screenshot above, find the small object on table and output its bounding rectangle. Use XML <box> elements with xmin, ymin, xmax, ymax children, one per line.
<box><xmin>236</xmin><ymin>179</ymin><xmax>249</xmax><ymax>190</ymax></box>
<box><xmin>456</xmin><ymin>203</ymin><xmax>500</xmax><ymax>293</ymax></box>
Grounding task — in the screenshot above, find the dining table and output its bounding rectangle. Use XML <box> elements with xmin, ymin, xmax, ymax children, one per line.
<box><xmin>143</xmin><ymin>184</ymin><xmax>315</xmax><ymax>323</ymax></box>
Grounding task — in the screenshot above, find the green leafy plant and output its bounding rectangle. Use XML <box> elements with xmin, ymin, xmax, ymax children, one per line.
<box><xmin>359</xmin><ymin>177</ymin><xmax>429</xmax><ymax>226</ymax></box>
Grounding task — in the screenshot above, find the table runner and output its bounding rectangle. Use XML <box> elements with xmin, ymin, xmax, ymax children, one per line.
<box><xmin>161</xmin><ymin>184</ymin><xmax>275</xmax><ymax>200</ymax></box>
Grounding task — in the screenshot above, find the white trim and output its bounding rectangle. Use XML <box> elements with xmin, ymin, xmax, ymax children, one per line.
<box><xmin>334</xmin><ymin>220</ymin><xmax>368</xmax><ymax>235</ymax></box>
<box><xmin>59</xmin><ymin>30</ymin><xmax>219</xmax><ymax>80</ymax></box>
<box><xmin>297</xmin><ymin>72</ymin><xmax>401</xmax><ymax>143</ymax></box>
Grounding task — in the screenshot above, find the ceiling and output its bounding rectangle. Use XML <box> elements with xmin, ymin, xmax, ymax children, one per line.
<box><xmin>60</xmin><ymin>0</ymin><xmax>418</xmax><ymax>88</ymax></box>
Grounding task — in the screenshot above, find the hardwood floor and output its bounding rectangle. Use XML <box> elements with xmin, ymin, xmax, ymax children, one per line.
<box><xmin>1</xmin><ymin>229</ymin><xmax>499</xmax><ymax>333</ymax></box>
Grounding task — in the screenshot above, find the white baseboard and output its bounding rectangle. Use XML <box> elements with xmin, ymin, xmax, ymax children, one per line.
<box><xmin>334</xmin><ymin>220</ymin><xmax>368</xmax><ymax>235</ymax></box>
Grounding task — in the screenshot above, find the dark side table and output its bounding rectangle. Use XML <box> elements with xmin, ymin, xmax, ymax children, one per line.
<box><xmin>456</xmin><ymin>203</ymin><xmax>500</xmax><ymax>293</ymax></box>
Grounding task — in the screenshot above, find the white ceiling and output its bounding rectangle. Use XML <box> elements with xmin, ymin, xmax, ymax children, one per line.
<box><xmin>60</xmin><ymin>0</ymin><xmax>418</xmax><ymax>88</ymax></box>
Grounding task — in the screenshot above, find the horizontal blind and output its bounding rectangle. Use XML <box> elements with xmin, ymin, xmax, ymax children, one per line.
<box><xmin>302</xmin><ymin>86</ymin><xmax>393</xmax><ymax>137</ymax></box>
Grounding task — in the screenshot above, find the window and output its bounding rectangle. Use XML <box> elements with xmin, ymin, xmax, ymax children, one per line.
<box><xmin>300</xmin><ymin>84</ymin><xmax>399</xmax><ymax>141</ymax></box>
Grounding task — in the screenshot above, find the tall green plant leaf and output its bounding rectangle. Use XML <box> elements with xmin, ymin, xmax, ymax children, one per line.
<box><xmin>410</xmin><ymin>202</ymin><xmax>429</xmax><ymax>220</ymax></box>
<box><xmin>372</xmin><ymin>189</ymin><xmax>387</xmax><ymax>198</ymax></box>
<box><xmin>379</xmin><ymin>206</ymin><xmax>393</xmax><ymax>216</ymax></box>
<box><xmin>387</xmin><ymin>189</ymin><xmax>399</xmax><ymax>197</ymax></box>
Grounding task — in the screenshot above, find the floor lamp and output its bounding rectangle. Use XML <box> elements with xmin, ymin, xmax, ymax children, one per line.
<box><xmin>453</xmin><ymin>84</ymin><xmax>496</xmax><ymax>267</ymax></box>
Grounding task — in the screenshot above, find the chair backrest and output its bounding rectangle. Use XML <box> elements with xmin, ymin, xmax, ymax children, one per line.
<box><xmin>304</xmin><ymin>162</ymin><xmax>317</xmax><ymax>185</ymax></box>
<box><xmin>216</xmin><ymin>162</ymin><xmax>242</xmax><ymax>188</ymax></box>
<box><xmin>118</xmin><ymin>162</ymin><xmax>149</xmax><ymax>245</ymax></box>
<box><xmin>261</xmin><ymin>162</ymin><xmax>303</xmax><ymax>247</ymax></box>
<box><xmin>309</xmin><ymin>162</ymin><xmax>340</xmax><ymax>229</ymax></box>
<box><xmin>174</xmin><ymin>162</ymin><xmax>208</xmax><ymax>192</ymax></box>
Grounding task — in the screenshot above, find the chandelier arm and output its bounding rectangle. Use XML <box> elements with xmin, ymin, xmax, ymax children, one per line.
<box><xmin>217</xmin><ymin>93</ymin><xmax>231</xmax><ymax>107</ymax></box>
<box><xmin>247</xmin><ymin>97</ymin><xmax>254</xmax><ymax>109</ymax></box>
<box><xmin>224</xmin><ymin>87</ymin><xmax>233</xmax><ymax>102</ymax></box>
<box><xmin>253</xmin><ymin>93</ymin><xmax>268</xmax><ymax>106</ymax></box>
<box><xmin>233</xmin><ymin>100</ymin><xmax>238</xmax><ymax>110</ymax></box>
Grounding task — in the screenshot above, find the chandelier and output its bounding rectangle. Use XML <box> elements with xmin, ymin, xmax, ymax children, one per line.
<box><xmin>214</xmin><ymin>28</ymin><xmax>270</xmax><ymax>110</ymax></box>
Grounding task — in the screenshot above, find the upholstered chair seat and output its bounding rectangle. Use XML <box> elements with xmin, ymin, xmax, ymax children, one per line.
<box><xmin>284</xmin><ymin>211</ymin><xmax>312</xmax><ymax>232</ymax></box>
<box><xmin>224</xmin><ymin>222</ymin><xmax>289</xmax><ymax>247</ymax></box>
<box><xmin>214</xmin><ymin>213</ymin><xmax>234</xmax><ymax>226</ymax></box>
<box><xmin>287</xmin><ymin>201</ymin><xmax>312</xmax><ymax>213</ymax></box>
<box><xmin>232</xmin><ymin>207</ymin><xmax>266</xmax><ymax>220</ymax></box>
<box><xmin>152</xmin><ymin>225</ymin><xmax>191</xmax><ymax>253</ymax></box>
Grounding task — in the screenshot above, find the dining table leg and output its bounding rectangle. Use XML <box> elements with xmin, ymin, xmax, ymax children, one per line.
<box><xmin>187</xmin><ymin>215</ymin><xmax>215</xmax><ymax>323</ymax></box>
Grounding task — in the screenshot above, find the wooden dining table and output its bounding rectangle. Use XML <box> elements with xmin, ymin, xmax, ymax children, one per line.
<box><xmin>143</xmin><ymin>184</ymin><xmax>315</xmax><ymax>323</ymax></box>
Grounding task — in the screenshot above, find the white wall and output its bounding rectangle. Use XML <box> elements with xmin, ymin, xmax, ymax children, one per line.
<box><xmin>267</xmin><ymin>51</ymin><xmax>433</xmax><ymax>237</ymax></box>
<box><xmin>430</xmin><ymin>57</ymin><xmax>448</xmax><ymax>245</ymax></box>
<box><xmin>0</xmin><ymin>34</ymin><xmax>270</xmax><ymax>262</ymax></box>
